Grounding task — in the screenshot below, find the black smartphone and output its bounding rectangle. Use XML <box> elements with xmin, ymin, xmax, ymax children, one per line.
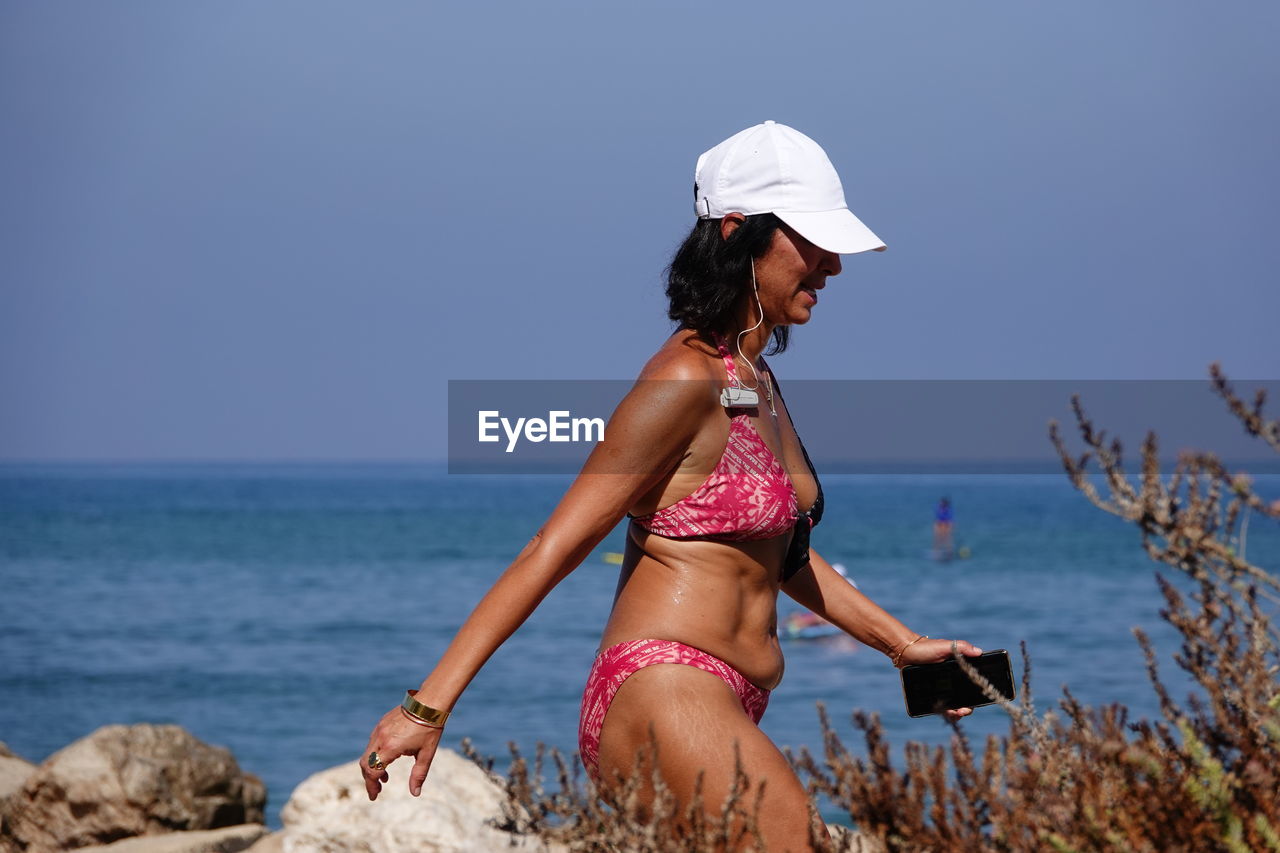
<box><xmin>900</xmin><ymin>649</ymin><xmax>1016</xmax><ymax>717</ymax></box>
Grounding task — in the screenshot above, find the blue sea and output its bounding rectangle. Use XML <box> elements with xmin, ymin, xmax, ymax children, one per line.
<box><xmin>2</xmin><ymin>465</ymin><xmax>1277</xmax><ymax>828</ymax></box>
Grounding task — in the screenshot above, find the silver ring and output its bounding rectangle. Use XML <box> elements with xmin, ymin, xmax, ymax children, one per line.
<box><xmin>951</xmin><ymin>639</ymin><xmax>959</xmax><ymax>658</ymax></box>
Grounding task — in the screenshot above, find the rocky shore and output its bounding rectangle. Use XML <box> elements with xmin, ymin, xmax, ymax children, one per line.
<box><xmin>0</xmin><ymin>726</ymin><xmax>879</xmax><ymax>852</ymax></box>
<box><xmin>0</xmin><ymin>725</ymin><xmax>553</xmax><ymax>853</ymax></box>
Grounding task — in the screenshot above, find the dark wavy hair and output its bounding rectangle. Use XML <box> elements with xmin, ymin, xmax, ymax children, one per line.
<box><xmin>665</xmin><ymin>213</ymin><xmax>790</xmax><ymax>355</ymax></box>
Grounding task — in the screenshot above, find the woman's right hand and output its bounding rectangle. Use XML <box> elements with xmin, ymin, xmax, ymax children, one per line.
<box><xmin>897</xmin><ymin>637</ymin><xmax>985</xmax><ymax>722</ymax></box>
<box><xmin>359</xmin><ymin>707</ymin><xmax>444</xmax><ymax>800</ymax></box>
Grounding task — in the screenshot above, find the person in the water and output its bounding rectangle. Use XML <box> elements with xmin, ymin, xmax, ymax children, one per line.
<box><xmin>933</xmin><ymin>496</ymin><xmax>955</xmax><ymax>556</ymax></box>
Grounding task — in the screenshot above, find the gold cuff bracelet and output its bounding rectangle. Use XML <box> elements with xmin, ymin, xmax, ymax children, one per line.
<box><xmin>403</xmin><ymin>690</ymin><xmax>450</xmax><ymax>728</ymax></box>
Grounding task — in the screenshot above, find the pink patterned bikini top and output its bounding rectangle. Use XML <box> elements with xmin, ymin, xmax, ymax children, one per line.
<box><xmin>629</xmin><ymin>333</ymin><xmax>824</xmax><ymax>578</ymax></box>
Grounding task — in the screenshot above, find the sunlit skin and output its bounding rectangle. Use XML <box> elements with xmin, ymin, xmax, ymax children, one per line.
<box><xmin>360</xmin><ymin>213</ymin><xmax>982</xmax><ymax>852</ymax></box>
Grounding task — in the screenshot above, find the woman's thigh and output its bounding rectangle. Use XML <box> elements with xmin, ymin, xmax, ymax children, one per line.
<box><xmin>597</xmin><ymin>662</ymin><xmax>823</xmax><ymax>853</ymax></box>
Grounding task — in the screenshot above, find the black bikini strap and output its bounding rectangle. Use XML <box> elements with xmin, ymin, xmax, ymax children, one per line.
<box><xmin>763</xmin><ymin>361</ymin><xmax>824</xmax><ymax>523</ymax></box>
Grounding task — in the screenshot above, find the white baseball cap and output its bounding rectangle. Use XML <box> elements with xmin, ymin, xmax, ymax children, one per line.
<box><xmin>694</xmin><ymin>121</ymin><xmax>886</xmax><ymax>254</ymax></box>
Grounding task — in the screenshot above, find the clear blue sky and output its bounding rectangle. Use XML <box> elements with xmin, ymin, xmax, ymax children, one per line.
<box><xmin>2</xmin><ymin>2</ymin><xmax>1277</xmax><ymax>461</ymax></box>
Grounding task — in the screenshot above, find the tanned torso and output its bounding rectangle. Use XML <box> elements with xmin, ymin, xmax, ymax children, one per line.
<box><xmin>598</xmin><ymin>329</ymin><xmax>820</xmax><ymax>690</ymax></box>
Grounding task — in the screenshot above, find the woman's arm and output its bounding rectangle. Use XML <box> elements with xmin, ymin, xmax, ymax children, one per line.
<box><xmin>361</xmin><ymin>371</ymin><xmax>717</xmax><ymax>799</ymax></box>
<box><xmin>781</xmin><ymin>549</ymin><xmax>914</xmax><ymax>659</ymax></box>
<box><xmin>781</xmin><ymin>548</ymin><xmax>983</xmax><ymax>715</ymax></box>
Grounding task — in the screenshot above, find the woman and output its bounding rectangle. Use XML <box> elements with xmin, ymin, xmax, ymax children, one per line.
<box><xmin>360</xmin><ymin>121</ymin><xmax>982</xmax><ymax>851</ymax></box>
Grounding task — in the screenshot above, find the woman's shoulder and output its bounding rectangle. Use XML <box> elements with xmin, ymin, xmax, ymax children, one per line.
<box><xmin>612</xmin><ymin>330</ymin><xmax>722</xmax><ymax>426</ymax></box>
<box><xmin>636</xmin><ymin>329</ymin><xmax>723</xmax><ymax>383</ymax></box>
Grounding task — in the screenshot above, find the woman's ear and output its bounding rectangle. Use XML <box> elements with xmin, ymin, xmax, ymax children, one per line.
<box><xmin>719</xmin><ymin>213</ymin><xmax>746</xmax><ymax>242</ymax></box>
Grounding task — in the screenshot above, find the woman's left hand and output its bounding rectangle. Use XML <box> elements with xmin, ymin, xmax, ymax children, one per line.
<box><xmin>898</xmin><ymin>637</ymin><xmax>984</xmax><ymax>721</ymax></box>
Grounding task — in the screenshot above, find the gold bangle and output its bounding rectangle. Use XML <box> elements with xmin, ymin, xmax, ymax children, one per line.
<box><xmin>403</xmin><ymin>690</ymin><xmax>450</xmax><ymax>728</ymax></box>
<box><xmin>892</xmin><ymin>634</ymin><xmax>928</xmax><ymax>668</ymax></box>
<box><xmin>400</xmin><ymin>707</ymin><xmax>443</xmax><ymax>729</ymax></box>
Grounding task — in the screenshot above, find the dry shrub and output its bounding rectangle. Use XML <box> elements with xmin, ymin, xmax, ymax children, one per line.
<box><xmin>462</xmin><ymin>732</ymin><xmax>819</xmax><ymax>852</ymax></box>
<box><xmin>475</xmin><ymin>367</ymin><xmax>1279</xmax><ymax>852</ymax></box>
<box><xmin>796</xmin><ymin>366</ymin><xmax>1280</xmax><ymax>852</ymax></box>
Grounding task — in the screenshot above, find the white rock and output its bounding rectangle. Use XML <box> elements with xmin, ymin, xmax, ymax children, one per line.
<box><xmin>74</xmin><ymin>824</ymin><xmax>270</xmax><ymax>853</ymax></box>
<box><xmin>280</xmin><ymin>749</ymin><xmax>558</xmax><ymax>853</ymax></box>
<box><xmin>0</xmin><ymin>743</ymin><xmax>36</xmax><ymax>805</ymax></box>
<box><xmin>243</xmin><ymin>831</ymin><xmax>283</xmax><ymax>853</ymax></box>
<box><xmin>829</xmin><ymin>824</ymin><xmax>887</xmax><ymax>852</ymax></box>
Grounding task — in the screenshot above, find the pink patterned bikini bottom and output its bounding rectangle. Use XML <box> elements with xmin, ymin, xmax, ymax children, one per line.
<box><xmin>577</xmin><ymin>638</ymin><xmax>771</xmax><ymax>782</ymax></box>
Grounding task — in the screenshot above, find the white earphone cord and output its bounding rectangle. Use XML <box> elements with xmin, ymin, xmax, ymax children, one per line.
<box><xmin>734</xmin><ymin>258</ymin><xmax>764</xmax><ymax>392</ymax></box>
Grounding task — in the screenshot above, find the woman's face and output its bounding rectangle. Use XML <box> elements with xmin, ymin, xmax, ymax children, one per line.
<box><xmin>752</xmin><ymin>223</ymin><xmax>842</xmax><ymax>327</ymax></box>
